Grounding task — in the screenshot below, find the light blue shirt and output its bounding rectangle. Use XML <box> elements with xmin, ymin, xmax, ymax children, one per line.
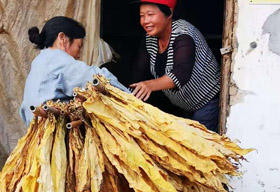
<box><xmin>20</xmin><ymin>49</ymin><xmax>129</xmax><ymax>126</ymax></box>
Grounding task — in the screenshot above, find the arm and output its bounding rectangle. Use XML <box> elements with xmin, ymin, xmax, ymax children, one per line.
<box><xmin>166</xmin><ymin>34</ymin><xmax>195</xmax><ymax>88</ymax></box>
<box><xmin>60</xmin><ymin>60</ymin><xmax>129</xmax><ymax>96</ymax></box>
<box><xmin>130</xmin><ymin>75</ymin><xmax>175</xmax><ymax>101</ymax></box>
<box><xmin>131</xmin><ymin>34</ymin><xmax>195</xmax><ymax>101</ymax></box>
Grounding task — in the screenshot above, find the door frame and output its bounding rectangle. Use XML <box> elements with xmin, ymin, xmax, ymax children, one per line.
<box><xmin>219</xmin><ymin>0</ymin><xmax>236</xmax><ymax>134</ymax></box>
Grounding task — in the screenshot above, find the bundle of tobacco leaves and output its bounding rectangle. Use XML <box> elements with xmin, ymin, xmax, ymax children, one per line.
<box><xmin>0</xmin><ymin>75</ymin><xmax>253</xmax><ymax>192</ymax></box>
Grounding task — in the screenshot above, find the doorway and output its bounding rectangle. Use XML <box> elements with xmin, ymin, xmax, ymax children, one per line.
<box><xmin>101</xmin><ymin>0</ymin><xmax>225</xmax><ymax>119</ymax></box>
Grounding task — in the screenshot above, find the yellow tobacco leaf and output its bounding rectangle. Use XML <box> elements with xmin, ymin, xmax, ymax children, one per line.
<box><xmin>66</xmin><ymin>126</ymin><xmax>84</xmax><ymax>191</ymax></box>
<box><xmin>21</xmin><ymin>117</ymin><xmax>55</xmax><ymax>192</ymax></box>
<box><xmin>91</xmin><ymin>117</ymin><xmax>163</xmax><ymax>192</ymax></box>
<box><xmin>0</xmin><ymin>119</ymin><xmax>44</xmax><ymax>192</ymax></box>
<box><xmin>87</xmin><ymin>126</ymin><xmax>103</xmax><ymax>192</ymax></box>
<box><xmin>51</xmin><ymin>116</ymin><xmax>67</xmax><ymax>192</ymax></box>
<box><xmin>37</xmin><ymin>115</ymin><xmax>56</xmax><ymax>192</ymax></box>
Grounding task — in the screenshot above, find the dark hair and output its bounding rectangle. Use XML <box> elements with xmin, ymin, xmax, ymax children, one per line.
<box><xmin>157</xmin><ymin>4</ymin><xmax>172</xmax><ymax>17</ymax></box>
<box><xmin>157</xmin><ymin>4</ymin><xmax>181</xmax><ymax>20</ymax></box>
<box><xmin>28</xmin><ymin>16</ymin><xmax>86</xmax><ymax>49</ymax></box>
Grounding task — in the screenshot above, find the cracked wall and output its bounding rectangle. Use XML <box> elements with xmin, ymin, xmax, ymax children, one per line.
<box><xmin>226</xmin><ymin>2</ymin><xmax>280</xmax><ymax>192</ymax></box>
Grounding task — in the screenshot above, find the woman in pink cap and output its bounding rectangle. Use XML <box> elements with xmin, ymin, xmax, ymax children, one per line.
<box><xmin>130</xmin><ymin>0</ymin><xmax>221</xmax><ymax>133</ymax></box>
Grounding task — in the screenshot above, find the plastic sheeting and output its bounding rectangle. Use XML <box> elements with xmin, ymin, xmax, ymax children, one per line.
<box><xmin>0</xmin><ymin>0</ymin><xmax>111</xmax><ymax>169</ymax></box>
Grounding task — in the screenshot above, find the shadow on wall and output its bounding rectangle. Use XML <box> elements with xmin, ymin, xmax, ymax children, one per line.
<box><xmin>262</xmin><ymin>8</ymin><xmax>280</xmax><ymax>56</ymax></box>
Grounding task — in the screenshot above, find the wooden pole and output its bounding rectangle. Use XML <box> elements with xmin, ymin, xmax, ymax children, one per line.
<box><xmin>219</xmin><ymin>0</ymin><xmax>236</xmax><ymax>135</ymax></box>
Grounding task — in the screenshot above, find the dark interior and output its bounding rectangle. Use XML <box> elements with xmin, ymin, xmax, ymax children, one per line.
<box><xmin>101</xmin><ymin>0</ymin><xmax>224</xmax><ymax>117</ymax></box>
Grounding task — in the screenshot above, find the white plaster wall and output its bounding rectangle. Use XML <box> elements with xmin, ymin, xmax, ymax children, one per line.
<box><xmin>227</xmin><ymin>1</ymin><xmax>280</xmax><ymax>192</ymax></box>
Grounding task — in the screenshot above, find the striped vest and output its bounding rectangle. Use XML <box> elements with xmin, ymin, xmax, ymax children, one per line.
<box><xmin>146</xmin><ymin>19</ymin><xmax>220</xmax><ymax>111</ymax></box>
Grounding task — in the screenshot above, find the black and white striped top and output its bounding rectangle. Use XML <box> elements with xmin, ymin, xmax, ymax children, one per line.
<box><xmin>146</xmin><ymin>19</ymin><xmax>220</xmax><ymax>111</ymax></box>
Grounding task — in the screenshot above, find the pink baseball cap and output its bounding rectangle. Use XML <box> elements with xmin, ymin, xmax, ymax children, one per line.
<box><xmin>132</xmin><ymin>0</ymin><xmax>177</xmax><ymax>9</ymax></box>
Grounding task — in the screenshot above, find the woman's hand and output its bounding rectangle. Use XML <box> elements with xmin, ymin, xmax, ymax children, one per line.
<box><xmin>130</xmin><ymin>81</ymin><xmax>153</xmax><ymax>101</ymax></box>
<box><xmin>129</xmin><ymin>75</ymin><xmax>176</xmax><ymax>101</ymax></box>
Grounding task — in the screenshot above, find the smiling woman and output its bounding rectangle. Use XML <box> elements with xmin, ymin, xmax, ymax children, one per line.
<box><xmin>100</xmin><ymin>0</ymin><xmax>224</xmax><ymax>131</ymax></box>
<box><xmin>130</xmin><ymin>0</ymin><xmax>221</xmax><ymax>133</ymax></box>
<box><xmin>140</xmin><ymin>3</ymin><xmax>172</xmax><ymax>53</ymax></box>
<box><xmin>20</xmin><ymin>16</ymin><xmax>129</xmax><ymax>126</ymax></box>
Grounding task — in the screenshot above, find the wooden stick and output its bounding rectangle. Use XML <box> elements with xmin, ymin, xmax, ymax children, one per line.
<box><xmin>93</xmin><ymin>78</ymin><xmax>108</xmax><ymax>95</ymax></box>
<box><xmin>73</xmin><ymin>92</ymin><xmax>87</xmax><ymax>102</ymax></box>
<box><xmin>30</xmin><ymin>106</ymin><xmax>47</xmax><ymax>118</ymax></box>
<box><xmin>43</xmin><ymin>105</ymin><xmax>60</xmax><ymax>116</ymax></box>
<box><xmin>66</xmin><ymin>120</ymin><xmax>83</xmax><ymax>129</ymax></box>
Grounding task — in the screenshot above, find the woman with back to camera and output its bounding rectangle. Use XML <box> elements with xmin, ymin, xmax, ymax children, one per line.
<box><xmin>130</xmin><ymin>0</ymin><xmax>221</xmax><ymax>132</ymax></box>
<box><xmin>20</xmin><ymin>16</ymin><xmax>129</xmax><ymax>126</ymax></box>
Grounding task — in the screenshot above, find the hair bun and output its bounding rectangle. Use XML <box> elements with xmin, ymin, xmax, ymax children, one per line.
<box><xmin>28</xmin><ymin>27</ymin><xmax>44</xmax><ymax>48</ymax></box>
